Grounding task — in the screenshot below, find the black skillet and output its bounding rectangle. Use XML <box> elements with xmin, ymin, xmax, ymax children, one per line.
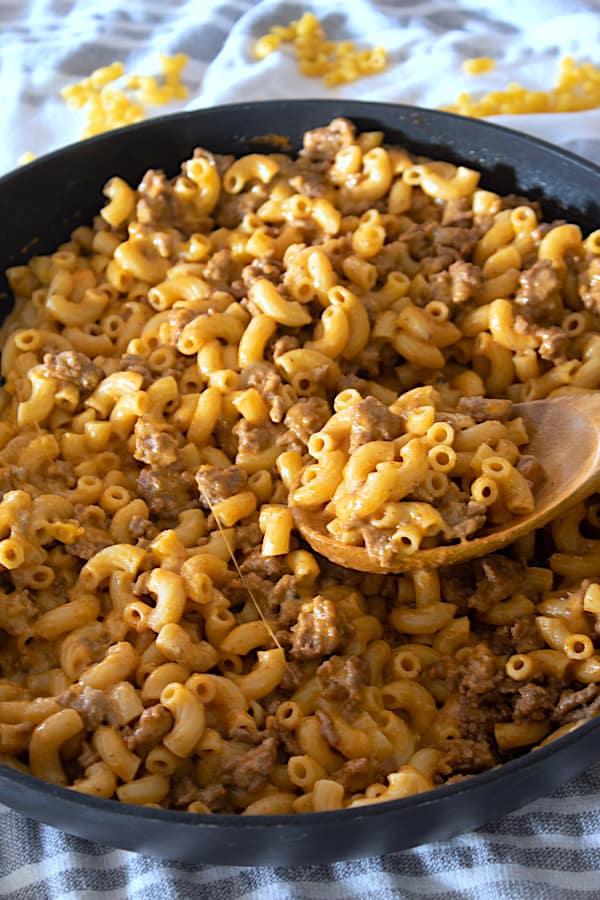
<box><xmin>1</xmin><ymin>100</ymin><xmax>599</xmax><ymax>865</ymax></box>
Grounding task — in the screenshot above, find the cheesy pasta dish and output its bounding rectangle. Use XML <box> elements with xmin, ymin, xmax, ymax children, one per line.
<box><xmin>1</xmin><ymin>118</ymin><xmax>600</xmax><ymax>815</ymax></box>
<box><xmin>293</xmin><ymin>386</ymin><xmax>540</xmax><ymax>565</ymax></box>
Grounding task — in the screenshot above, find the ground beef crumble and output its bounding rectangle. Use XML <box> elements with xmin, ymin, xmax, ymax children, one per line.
<box><xmin>347</xmin><ymin>396</ymin><xmax>401</xmax><ymax>454</ymax></box>
<box><xmin>57</xmin><ymin>685</ymin><xmax>115</xmax><ymax>730</ymax></box>
<box><xmin>222</xmin><ymin>735</ymin><xmax>278</xmax><ymax>793</ymax></box>
<box><xmin>290</xmin><ymin>596</ymin><xmax>349</xmax><ymax>660</ymax></box>
<box><xmin>436</xmin><ymin>739</ymin><xmax>495</xmax><ymax>778</ymax></box>
<box><xmin>42</xmin><ymin>350</ymin><xmax>101</xmax><ymax>394</ymax></box>
<box><xmin>125</xmin><ymin>705</ymin><xmax>173</xmax><ymax>756</ymax></box>
<box><xmin>317</xmin><ymin>655</ymin><xmax>367</xmax><ymax>718</ymax></box>
<box><xmin>553</xmin><ymin>684</ymin><xmax>600</xmax><ymax>723</ymax></box>
<box><xmin>195</xmin><ymin>464</ymin><xmax>248</xmax><ymax>506</ymax></box>
<box><xmin>514</xmin><ymin>259</ymin><xmax>563</xmax><ymax>324</ymax></box>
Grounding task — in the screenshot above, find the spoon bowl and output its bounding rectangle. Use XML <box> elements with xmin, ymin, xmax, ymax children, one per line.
<box><xmin>290</xmin><ymin>392</ymin><xmax>600</xmax><ymax>574</ymax></box>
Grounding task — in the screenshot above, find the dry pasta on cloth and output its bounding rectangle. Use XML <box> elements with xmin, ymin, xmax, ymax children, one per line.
<box><xmin>3</xmin><ymin>1</ymin><xmax>600</xmax><ymax>899</ymax></box>
<box><xmin>3</xmin><ymin>0</ymin><xmax>600</xmax><ymax>171</ymax></box>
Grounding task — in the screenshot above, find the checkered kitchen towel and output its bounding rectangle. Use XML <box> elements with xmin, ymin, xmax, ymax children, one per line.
<box><xmin>3</xmin><ymin>0</ymin><xmax>600</xmax><ymax>896</ymax></box>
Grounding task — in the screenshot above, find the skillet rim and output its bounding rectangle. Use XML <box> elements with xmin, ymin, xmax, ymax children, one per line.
<box><xmin>1</xmin><ymin>98</ymin><xmax>600</xmax><ymax>853</ymax></box>
<box><xmin>2</xmin><ymin>96</ymin><xmax>600</xmax><ymax>185</ymax></box>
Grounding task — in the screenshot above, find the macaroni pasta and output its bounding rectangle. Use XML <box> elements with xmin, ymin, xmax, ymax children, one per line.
<box><xmin>1</xmin><ymin>118</ymin><xmax>600</xmax><ymax>815</ymax></box>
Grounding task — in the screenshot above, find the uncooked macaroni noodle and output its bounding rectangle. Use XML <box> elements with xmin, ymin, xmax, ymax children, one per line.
<box><xmin>1</xmin><ymin>118</ymin><xmax>600</xmax><ymax>815</ymax></box>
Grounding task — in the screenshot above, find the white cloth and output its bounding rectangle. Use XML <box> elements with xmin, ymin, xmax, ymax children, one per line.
<box><xmin>2</xmin><ymin>1</ymin><xmax>600</xmax><ymax>897</ymax></box>
<box><xmin>2</xmin><ymin>0</ymin><xmax>600</xmax><ymax>172</ymax></box>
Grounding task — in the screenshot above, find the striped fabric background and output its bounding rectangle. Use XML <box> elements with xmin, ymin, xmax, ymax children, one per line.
<box><xmin>2</xmin><ymin>0</ymin><xmax>600</xmax><ymax>896</ymax></box>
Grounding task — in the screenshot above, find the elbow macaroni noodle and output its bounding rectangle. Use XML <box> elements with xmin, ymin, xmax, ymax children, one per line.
<box><xmin>1</xmin><ymin>118</ymin><xmax>600</xmax><ymax>815</ymax></box>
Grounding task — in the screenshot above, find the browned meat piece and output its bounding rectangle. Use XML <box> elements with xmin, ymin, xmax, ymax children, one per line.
<box><xmin>440</xmin><ymin>571</ymin><xmax>473</xmax><ymax>611</ymax></box>
<box><xmin>316</xmin><ymin>710</ymin><xmax>340</xmax><ymax>748</ymax></box>
<box><xmin>165</xmin><ymin>308</ymin><xmax>198</xmax><ymax>342</ymax></box>
<box><xmin>455</xmin><ymin>645</ymin><xmax>512</xmax><ymax>742</ymax></box>
<box><xmin>514</xmin><ymin>259</ymin><xmax>563</xmax><ymax>324</ymax></box>
<box><xmin>241</xmin><ymin>257</ymin><xmax>284</xmax><ymax>289</ymax></box>
<box><xmin>77</xmin><ymin>741</ymin><xmax>100</xmax><ymax>770</ymax></box>
<box><xmin>512</xmin><ymin>615</ymin><xmax>544</xmax><ymax>652</ymax></box>
<box><xmin>284</xmin><ymin>397</ymin><xmax>331</xmax><ymax>447</ymax></box>
<box><xmin>227</xmin><ymin>572</ymin><xmax>271</xmax><ymax>612</ymax></box>
<box><xmin>300</xmin><ymin>117</ymin><xmax>356</xmax><ymax>161</ymax></box>
<box><xmin>129</xmin><ymin>515</ymin><xmax>154</xmax><ymax>540</ymax></box>
<box><xmin>468</xmin><ymin>554</ymin><xmax>526</xmax><ymax>614</ymax></box>
<box><xmin>137</xmin><ymin>467</ymin><xmax>196</xmax><ymax>520</ymax></box>
<box><xmin>271</xmin><ymin>335</ymin><xmax>300</xmax><ymax>359</ymax></box>
<box><xmin>42</xmin><ymin>350</ymin><xmax>101</xmax><ymax>393</ymax></box>
<box><xmin>456</xmin><ymin>396</ymin><xmax>513</xmax><ymax>423</ymax></box>
<box><xmin>195</xmin><ymin>464</ymin><xmax>248</xmax><ymax>506</ymax></box>
<box><xmin>411</xmin><ymin>244</ymin><xmax>457</xmax><ymax>274</ymax></box>
<box><xmin>170</xmin><ymin>774</ymin><xmax>204</xmax><ymax>809</ymax></box>
<box><xmin>291</xmin><ymin>596</ymin><xmax>347</xmax><ymax>660</ymax></box>
<box><xmin>196</xmin><ymin>783</ymin><xmax>228</xmax><ymax>811</ymax></box>
<box><xmin>228</xmin><ymin>726</ymin><xmax>269</xmax><ymax>746</ymax></box>
<box><xmin>493</xmin><ymin>615</ymin><xmax>544</xmax><ymax>655</ymax></box>
<box><xmin>216</xmin><ymin>187</ymin><xmax>269</xmax><ymax>229</ymax></box>
<box><xmin>516</xmin><ymin>455</ymin><xmax>545</xmax><ymax>485</ymax></box>
<box><xmin>44</xmin><ymin>460</ymin><xmax>77</xmax><ymax>490</ymax></box>
<box><xmin>170</xmin><ymin>768</ymin><xmax>228</xmax><ymax>810</ymax></box>
<box><xmin>133</xmin><ymin>418</ymin><xmax>178</xmax><ymax>467</ymax></box>
<box><xmin>536</xmin><ymin>326</ymin><xmax>569</xmax><ymax>362</ymax></box>
<box><xmin>449</xmin><ymin>259</ymin><xmax>482</xmax><ymax>303</ymax></box>
<box><xmin>267</xmin><ymin>715</ymin><xmax>303</xmax><ymax>756</ymax></box>
<box><xmin>239</xmin><ymin>364</ymin><xmax>281</xmax><ymax>393</ymax></box>
<box><xmin>361</xmin><ymin>527</ymin><xmax>399</xmax><ymax>568</ymax></box>
<box><xmin>136</xmin><ymin>169</ymin><xmax>178</xmax><ymax>231</ymax></box>
<box><xmin>436</xmin><ymin>738</ymin><xmax>495</xmax><ymax>777</ymax></box>
<box><xmin>442</xmin><ymin>199</ymin><xmax>473</xmax><ymax>228</ymax></box>
<box><xmin>435</xmin><ymin>411</ymin><xmax>476</xmax><ymax>430</ymax></box>
<box><xmin>317</xmin><ymin>655</ymin><xmax>366</xmax><ymax>717</ymax></box>
<box><xmin>513</xmin><ymin>682</ymin><xmax>559</xmax><ymax>721</ymax></box>
<box><xmin>57</xmin><ymin>685</ymin><xmax>114</xmax><ymax>730</ymax></box>
<box><xmin>213</xmin><ymin>420</ymin><xmax>238</xmax><ymax>460</ymax></box>
<box><xmin>579</xmin><ymin>257</ymin><xmax>600</xmax><ymax>313</ymax></box>
<box><xmin>235</xmin><ymin>523</ymin><xmax>264</xmax><ymax>555</ymax></box>
<box><xmin>279</xmin><ymin>660</ymin><xmax>307</xmax><ymax>693</ymax></box>
<box><xmin>127</xmin><ymin>704</ymin><xmax>173</xmax><ymax>756</ymax></box>
<box><xmin>289</xmin><ymin>170</ymin><xmax>327</xmax><ymax>198</ymax></box>
<box><xmin>223</xmin><ymin>736</ymin><xmax>278</xmax><ymax>793</ymax></box>
<box><xmin>432</xmin><ymin>225</ymin><xmax>480</xmax><ymax>258</ymax></box>
<box><xmin>553</xmin><ymin>683</ymin><xmax>600</xmax><ymax>723</ymax></box>
<box><xmin>348</xmin><ymin>396</ymin><xmax>401</xmax><ymax>454</ymax></box>
<box><xmin>332</xmin><ymin>757</ymin><xmax>395</xmax><ymax>793</ymax></box>
<box><xmin>119</xmin><ymin>354</ymin><xmax>153</xmax><ymax>388</ymax></box>
<box><xmin>66</xmin><ymin>525</ymin><xmax>113</xmax><ymax>561</ymax></box>
<box><xmin>240</xmin><ymin>552</ymin><xmax>289</xmax><ymax>583</ymax></box>
<box><xmin>459</xmin><ymin>643</ymin><xmax>500</xmax><ymax>695</ymax></box>
<box><xmin>263</xmin><ymin>575</ymin><xmax>301</xmax><ymax>641</ymax></box>
<box><xmin>436</xmin><ymin>486</ymin><xmax>487</xmax><ymax>542</ymax></box>
<box><xmin>202</xmin><ymin>249</ymin><xmax>234</xmax><ymax>287</ymax></box>
<box><xmin>349</xmin><ymin>344</ymin><xmax>385</xmax><ymax>379</ymax></box>
<box><xmin>233</xmin><ymin>419</ymin><xmax>278</xmax><ymax>455</ymax></box>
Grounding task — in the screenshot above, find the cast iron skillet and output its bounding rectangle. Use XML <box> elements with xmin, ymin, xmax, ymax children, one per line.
<box><xmin>1</xmin><ymin>100</ymin><xmax>600</xmax><ymax>866</ymax></box>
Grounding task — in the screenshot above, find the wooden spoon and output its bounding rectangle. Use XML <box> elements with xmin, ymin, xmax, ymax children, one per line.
<box><xmin>289</xmin><ymin>392</ymin><xmax>600</xmax><ymax>574</ymax></box>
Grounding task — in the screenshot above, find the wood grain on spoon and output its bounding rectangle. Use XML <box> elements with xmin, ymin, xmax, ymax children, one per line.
<box><xmin>289</xmin><ymin>393</ymin><xmax>600</xmax><ymax>574</ymax></box>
